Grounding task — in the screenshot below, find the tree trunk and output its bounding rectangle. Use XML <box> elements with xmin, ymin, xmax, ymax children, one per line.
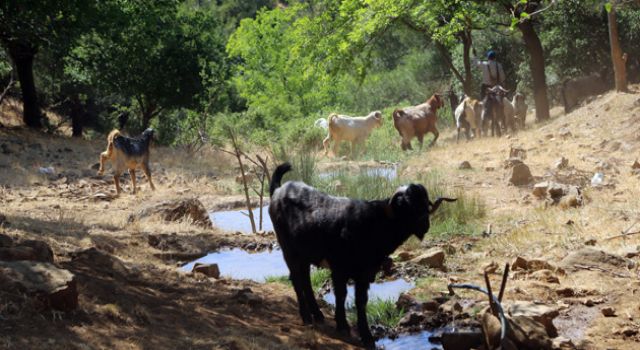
<box><xmin>518</xmin><ymin>20</ymin><xmax>550</xmax><ymax>121</ymax></box>
<box><xmin>607</xmin><ymin>2</ymin><xmax>628</xmax><ymax>92</ymax></box>
<box><xmin>461</xmin><ymin>30</ymin><xmax>474</xmax><ymax>97</ymax></box>
<box><xmin>7</xmin><ymin>42</ymin><xmax>43</xmax><ymax>128</ymax></box>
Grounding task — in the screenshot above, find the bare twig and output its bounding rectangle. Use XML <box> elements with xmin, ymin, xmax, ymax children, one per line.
<box><xmin>498</xmin><ymin>263</ymin><xmax>510</xmax><ymax>303</ymax></box>
<box><xmin>484</xmin><ymin>271</ymin><xmax>498</xmax><ymax>317</ymax></box>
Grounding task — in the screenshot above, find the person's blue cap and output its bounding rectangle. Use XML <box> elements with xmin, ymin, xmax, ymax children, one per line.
<box><xmin>487</xmin><ymin>50</ymin><xmax>496</xmax><ymax>59</ymax></box>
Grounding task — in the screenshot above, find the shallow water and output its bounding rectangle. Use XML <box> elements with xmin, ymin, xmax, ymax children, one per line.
<box><xmin>376</xmin><ymin>331</ymin><xmax>442</xmax><ymax>350</ymax></box>
<box><xmin>181</xmin><ymin>248</ymin><xmax>288</xmax><ymax>282</ymax></box>
<box><xmin>318</xmin><ymin>165</ymin><xmax>398</xmax><ymax>181</ymax></box>
<box><xmin>209</xmin><ymin>205</ymin><xmax>273</xmax><ymax>233</ymax></box>
<box><xmin>322</xmin><ymin>278</ymin><xmax>414</xmax><ymax>306</ymax></box>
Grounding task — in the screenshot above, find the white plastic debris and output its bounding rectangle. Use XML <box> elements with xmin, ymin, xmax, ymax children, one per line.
<box><xmin>38</xmin><ymin>166</ymin><xmax>55</xmax><ymax>175</ymax></box>
<box><xmin>591</xmin><ymin>172</ymin><xmax>604</xmax><ymax>186</ymax></box>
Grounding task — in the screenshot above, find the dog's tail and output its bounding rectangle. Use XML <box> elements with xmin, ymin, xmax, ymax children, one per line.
<box><xmin>105</xmin><ymin>129</ymin><xmax>121</xmax><ymax>157</ymax></box>
<box><xmin>269</xmin><ymin>162</ymin><xmax>292</xmax><ymax>197</ymax></box>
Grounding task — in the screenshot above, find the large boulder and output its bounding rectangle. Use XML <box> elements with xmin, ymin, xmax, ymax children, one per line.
<box><xmin>0</xmin><ymin>239</ymin><xmax>54</xmax><ymax>263</ymax></box>
<box><xmin>0</xmin><ymin>261</ymin><xmax>77</xmax><ymax>311</ymax></box>
<box><xmin>508</xmin><ymin>301</ymin><xmax>560</xmax><ymax>337</ymax></box>
<box><xmin>560</xmin><ymin>247</ymin><xmax>635</xmax><ymax>271</ymax></box>
<box><xmin>193</xmin><ymin>263</ymin><xmax>220</xmax><ymax>278</ymax></box>
<box><xmin>128</xmin><ymin>198</ymin><xmax>212</xmax><ymax>227</ymax></box>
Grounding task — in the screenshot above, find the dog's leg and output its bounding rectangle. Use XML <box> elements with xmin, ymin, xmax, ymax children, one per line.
<box><xmin>129</xmin><ymin>169</ymin><xmax>137</xmax><ymax>194</ymax></box>
<box><xmin>113</xmin><ymin>173</ymin><xmax>122</xmax><ymax>195</ymax></box>
<box><xmin>142</xmin><ymin>162</ymin><xmax>155</xmax><ymax>191</ymax></box>
<box><xmin>98</xmin><ymin>152</ymin><xmax>108</xmax><ymax>176</ymax></box>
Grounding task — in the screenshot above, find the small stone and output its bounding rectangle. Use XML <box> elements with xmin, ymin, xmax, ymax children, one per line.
<box><xmin>529</xmin><ymin>269</ymin><xmax>560</xmax><ymax>284</ymax></box>
<box><xmin>485</xmin><ymin>166</ymin><xmax>495</xmax><ymax>172</ymax></box>
<box><xmin>481</xmin><ymin>261</ymin><xmax>499</xmax><ymax>274</ymax></box>
<box><xmin>421</xmin><ymin>300</ymin><xmax>440</xmax><ymax>312</ymax></box>
<box><xmin>396</xmin><ymin>293</ymin><xmax>418</xmax><ymax>311</ymax></box>
<box><xmin>396</xmin><ymin>250</ymin><xmax>415</xmax><ymax>262</ymax></box>
<box><xmin>601</xmin><ymin>307</ymin><xmax>616</xmax><ymax>317</ymax></box>
<box><xmin>584</xmin><ymin>239</ymin><xmax>597</xmax><ymax>246</ymax></box>
<box><xmin>621</xmin><ymin>327</ymin><xmax>638</xmax><ymax>337</ymax></box>
<box><xmin>556</xmin><ymin>287</ymin><xmax>575</xmax><ymax>297</ymax></box>
<box><xmin>533</xmin><ymin>182</ymin><xmax>549</xmax><ymax>198</ymax></box>
<box><xmin>398</xmin><ymin>310</ymin><xmax>426</xmax><ymax>328</ymax></box>
<box><xmin>411</xmin><ymin>248</ymin><xmax>445</xmax><ymax>269</ymax></box>
<box><xmin>558</xmin><ymin>128</ymin><xmax>572</xmax><ymax>138</ymax></box>
<box><xmin>512</xmin><ymin>256</ymin><xmax>529</xmax><ymax>270</ymax></box>
<box><xmin>458</xmin><ymin>161</ymin><xmax>472</xmax><ymax>170</ymax></box>
<box><xmin>553</xmin><ymin>157</ymin><xmax>569</xmax><ymax>170</ymax></box>
<box><xmin>509</xmin><ymin>146</ymin><xmax>527</xmax><ymax>159</ymax></box>
<box><xmin>192</xmin><ymin>263</ymin><xmax>220</xmax><ymax>279</ymax></box>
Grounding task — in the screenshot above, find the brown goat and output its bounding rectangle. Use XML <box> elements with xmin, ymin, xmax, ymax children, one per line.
<box><xmin>392</xmin><ymin>94</ymin><xmax>445</xmax><ymax>150</ymax></box>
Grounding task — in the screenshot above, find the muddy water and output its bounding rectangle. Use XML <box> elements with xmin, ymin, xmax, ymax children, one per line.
<box><xmin>322</xmin><ymin>278</ymin><xmax>414</xmax><ymax>306</ymax></box>
<box><xmin>376</xmin><ymin>331</ymin><xmax>442</xmax><ymax>350</ymax></box>
<box><xmin>181</xmin><ymin>248</ymin><xmax>288</xmax><ymax>282</ymax></box>
<box><xmin>209</xmin><ymin>205</ymin><xmax>273</xmax><ymax>233</ymax></box>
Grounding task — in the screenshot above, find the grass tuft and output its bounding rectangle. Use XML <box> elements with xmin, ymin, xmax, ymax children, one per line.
<box><xmin>347</xmin><ymin>299</ymin><xmax>404</xmax><ymax>328</ymax></box>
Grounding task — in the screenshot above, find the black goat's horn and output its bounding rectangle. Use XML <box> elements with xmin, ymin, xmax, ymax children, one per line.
<box><xmin>429</xmin><ymin>197</ymin><xmax>457</xmax><ymax>214</ymax></box>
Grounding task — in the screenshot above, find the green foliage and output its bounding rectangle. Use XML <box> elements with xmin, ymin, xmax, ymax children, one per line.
<box><xmin>347</xmin><ymin>299</ymin><xmax>405</xmax><ymax>328</ymax></box>
<box><xmin>264</xmin><ymin>275</ymin><xmax>292</xmax><ymax>286</ymax></box>
<box><xmin>311</xmin><ymin>268</ymin><xmax>332</xmax><ymax>293</ymax></box>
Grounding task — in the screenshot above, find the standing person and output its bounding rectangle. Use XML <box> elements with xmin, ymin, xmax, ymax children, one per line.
<box><xmin>475</xmin><ymin>50</ymin><xmax>505</xmax><ymax>99</ymax></box>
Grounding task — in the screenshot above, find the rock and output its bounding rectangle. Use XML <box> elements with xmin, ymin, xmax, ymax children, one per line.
<box><xmin>504</xmin><ymin>157</ymin><xmax>525</xmax><ymax>169</ymax></box>
<box><xmin>440</xmin><ymin>327</ymin><xmax>483</xmax><ymax>350</ymax></box>
<box><xmin>533</xmin><ymin>182</ymin><xmax>550</xmax><ymax>198</ymax></box>
<box><xmin>559</xmin><ymin>195</ymin><xmax>581</xmax><ymax>209</ymax></box>
<box><xmin>553</xmin><ymin>157</ymin><xmax>569</xmax><ymax>170</ymax></box>
<box><xmin>0</xmin><ymin>213</ymin><xmax>7</xmax><ymax>225</ymax></box>
<box><xmin>512</xmin><ymin>256</ymin><xmax>564</xmax><ymax>275</ymax></box>
<box><xmin>421</xmin><ymin>300</ymin><xmax>440</xmax><ymax>312</ymax></box>
<box><xmin>0</xmin><ymin>233</ymin><xmax>13</xmax><ymax>248</ymax></box>
<box><xmin>509</xmin><ymin>301</ymin><xmax>560</xmax><ymax>337</ymax></box>
<box><xmin>632</xmin><ymin>160</ymin><xmax>640</xmax><ymax>170</ymax></box>
<box><xmin>560</xmin><ymin>247</ymin><xmax>635</xmax><ymax>271</ymax></box>
<box><xmin>19</xmin><ymin>240</ymin><xmax>54</xmax><ymax>263</ymax></box>
<box><xmin>507</xmin><ymin>315</ymin><xmax>554</xmax><ymax>350</ymax></box>
<box><xmin>71</xmin><ymin>248</ymin><xmax>130</xmax><ymax>277</ymax></box>
<box><xmin>601</xmin><ymin>307</ymin><xmax>616</xmax><ymax>317</ymax></box>
<box><xmin>508</xmin><ymin>163</ymin><xmax>533</xmax><ymax>186</ymax></box>
<box><xmin>485</xmin><ymin>166</ymin><xmax>495</xmax><ymax>172</ymax></box>
<box><xmin>509</xmin><ymin>146</ymin><xmax>527</xmax><ymax>160</ymax></box>
<box><xmin>395</xmin><ymin>250</ymin><xmax>415</xmax><ymax>262</ymax></box>
<box><xmin>558</xmin><ymin>128</ymin><xmax>572</xmax><ymax>138</ymax></box>
<box><xmin>128</xmin><ymin>198</ymin><xmax>212</xmax><ymax>227</ymax></box>
<box><xmin>396</xmin><ymin>292</ymin><xmax>418</xmax><ymax>311</ymax></box>
<box><xmin>482</xmin><ymin>261</ymin><xmax>499</xmax><ymax>274</ymax></box>
<box><xmin>439</xmin><ymin>299</ymin><xmax>463</xmax><ymax>314</ymax></box>
<box><xmin>411</xmin><ymin>248</ymin><xmax>445</xmax><ymax>269</ymax></box>
<box><xmin>552</xmin><ymin>336</ymin><xmax>577</xmax><ymax>350</ymax></box>
<box><xmin>398</xmin><ymin>310</ymin><xmax>425</xmax><ymax>328</ymax></box>
<box><xmin>0</xmin><ymin>246</ymin><xmax>39</xmax><ymax>261</ymax></box>
<box><xmin>0</xmin><ymin>261</ymin><xmax>78</xmax><ymax>311</ymax></box>
<box><xmin>555</xmin><ymin>287</ymin><xmax>576</xmax><ymax>297</ymax></box>
<box><xmin>621</xmin><ymin>327</ymin><xmax>638</xmax><ymax>337</ymax></box>
<box><xmin>529</xmin><ymin>269</ymin><xmax>560</xmax><ymax>284</ymax></box>
<box><xmin>192</xmin><ymin>263</ymin><xmax>220</xmax><ymax>279</ymax></box>
<box><xmin>621</xmin><ymin>246</ymin><xmax>640</xmax><ymax>259</ymax></box>
<box><xmin>458</xmin><ymin>161</ymin><xmax>472</xmax><ymax>170</ymax></box>
<box><xmin>232</xmin><ymin>287</ymin><xmax>261</xmax><ymax>306</ymax></box>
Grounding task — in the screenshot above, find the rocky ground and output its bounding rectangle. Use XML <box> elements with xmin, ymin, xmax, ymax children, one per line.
<box><xmin>1</xmin><ymin>87</ymin><xmax>640</xmax><ymax>349</ymax></box>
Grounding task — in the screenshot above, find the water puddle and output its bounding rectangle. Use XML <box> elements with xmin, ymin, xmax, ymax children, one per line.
<box><xmin>376</xmin><ymin>331</ymin><xmax>442</xmax><ymax>350</ymax></box>
<box><xmin>319</xmin><ymin>165</ymin><xmax>398</xmax><ymax>181</ymax></box>
<box><xmin>323</xmin><ymin>278</ymin><xmax>414</xmax><ymax>306</ymax></box>
<box><xmin>209</xmin><ymin>205</ymin><xmax>273</xmax><ymax>233</ymax></box>
<box><xmin>181</xmin><ymin>248</ymin><xmax>288</xmax><ymax>282</ymax></box>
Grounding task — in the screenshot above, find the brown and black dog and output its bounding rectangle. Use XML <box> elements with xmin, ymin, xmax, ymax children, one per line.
<box><xmin>98</xmin><ymin>128</ymin><xmax>156</xmax><ymax>194</ymax></box>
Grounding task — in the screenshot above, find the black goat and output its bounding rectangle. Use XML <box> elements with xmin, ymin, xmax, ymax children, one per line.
<box><xmin>268</xmin><ymin>163</ymin><xmax>455</xmax><ymax>348</ymax></box>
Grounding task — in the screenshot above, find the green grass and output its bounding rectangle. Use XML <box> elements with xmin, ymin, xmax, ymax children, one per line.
<box><xmin>314</xmin><ymin>168</ymin><xmax>403</xmax><ymax>200</ymax></box>
<box><xmin>264</xmin><ymin>268</ymin><xmax>331</xmax><ymax>293</ymax></box>
<box><xmin>347</xmin><ymin>299</ymin><xmax>405</xmax><ymax>328</ymax></box>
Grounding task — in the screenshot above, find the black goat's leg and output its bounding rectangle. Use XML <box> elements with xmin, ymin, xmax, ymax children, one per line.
<box><xmin>332</xmin><ymin>274</ymin><xmax>350</xmax><ymax>333</ymax></box>
<box><xmin>355</xmin><ymin>279</ymin><xmax>374</xmax><ymax>348</ymax></box>
<box><xmin>289</xmin><ymin>265</ymin><xmax>312</xmax><ymax>325</ymax></box>
<box><xmin>301</xmin><ymin>266</ymin><xmax>324</xmax><ymax>323</ymax></box>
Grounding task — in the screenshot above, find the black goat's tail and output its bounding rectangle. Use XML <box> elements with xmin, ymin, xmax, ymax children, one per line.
<box><xmin>269</xmin><ymin>162</ymin><xmax>292</xmax><ymax>197</ymax></box>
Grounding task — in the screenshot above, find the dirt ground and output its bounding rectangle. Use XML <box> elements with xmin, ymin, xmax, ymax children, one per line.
<box><xmin>1</xmin><ymin>87</ymin><xmax>640</xmax><ymax>349</ymax></box>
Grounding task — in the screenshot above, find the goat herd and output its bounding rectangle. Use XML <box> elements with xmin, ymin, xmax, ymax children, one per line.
<box><xmin>320</xmin><ymin>86</ymin><xmax>528</xmax><ymax>156</ymax></box>
<box><xmin>98</xmin><ymin>89</ymin><xmax>529</xmax><ymax>348</ymax></box>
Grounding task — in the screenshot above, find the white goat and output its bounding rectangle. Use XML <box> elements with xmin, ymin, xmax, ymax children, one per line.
<box><xmin>512</xmin><ymin>93</ymin><xmax>527</xmax><ymax>129</ymax></box>
<box><xmin>455</xmin><ymin>96</ymin><xmax>482</xmax><ymax>142</ymax></box>
<box><xmin>322</xmin><ymin>111</ymin><xmax>382</xmax><ymax>157</ymax></box>
<box><xmin>313</xmin><ymin>118</ymin><xmax>328</xmax><ymax>130</ymax></box>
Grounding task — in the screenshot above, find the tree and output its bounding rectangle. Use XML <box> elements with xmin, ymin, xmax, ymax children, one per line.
<box><xmin>0</xmin><ymin>0</ymin><xmax>95</xmax><ymax>128</ymax></box>
<box><xmin>606</xmin><ymin>0</ymin><xmax>628</xmax><ymax>92</ymax></box>
<box><xmin>498</xmin><ymin>0</ymin><xmax>552</xmax><ymax>121</ymax></box>
<box><xmin>67</xmin><ymin>1</ymin><xmax>228</xmax><ymax>130</ymax></box>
